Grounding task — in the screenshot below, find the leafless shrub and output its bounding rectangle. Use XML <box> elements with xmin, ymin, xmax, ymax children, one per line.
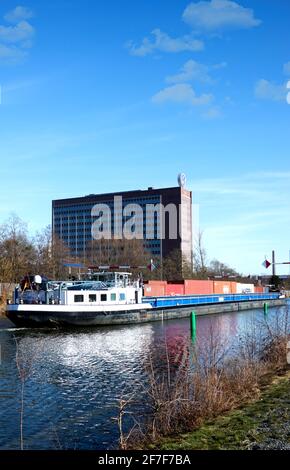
<box><xmin>121</xmin><ymin>310</ymin><xmax>289</xmax><ymax>449</ymax></box>
<box><xmin>113</xmin><ymin>392</ymin><xmax>145</xmax><ymax>450</ymax></box>
<box><xmin>252</xmin><ymin>308</ymin><xmax>290</xmax><ymax>368</ymax></box>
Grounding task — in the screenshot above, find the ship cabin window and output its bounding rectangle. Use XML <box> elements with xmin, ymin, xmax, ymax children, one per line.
<box><xmin>74</xmin><ymin>295</ymin><xmax>84</xmax><ymax>303</ymax></box>
<box><xmin>119</xmin><ymin>293</ymin><xmax>126</xmax><ymax>301</ymax></box>
<box><xmin>89</xmin><ymin>294</ymin><xmax>97</xmax><ymax>302</ymax></box>
<box><xmin>101</xmin><ymin>294</ymin><xmax>107</xmax><ymax>302</ymax></box>
<box><xmin>110</xmin><ymin>293</ymin><xmax>116</xmax><ymax>301</ymax></box>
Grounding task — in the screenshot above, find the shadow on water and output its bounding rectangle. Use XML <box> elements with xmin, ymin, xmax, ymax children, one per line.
<box><xmin>0</xmin><ymin>304</ymin><xmax>288</xmax><ymax>450</ymax></box>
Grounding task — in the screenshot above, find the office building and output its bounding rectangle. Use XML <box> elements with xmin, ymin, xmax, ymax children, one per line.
<box><xmin>52</xmin><ymin>185</ymin><xmax>192</xmax><ymax>264</ymax></box>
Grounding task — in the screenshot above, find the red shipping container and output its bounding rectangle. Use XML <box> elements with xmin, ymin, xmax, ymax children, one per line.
<box><xmin>147</xmin><ymin>281</ymin><xmax>167</xmax><ymax>286</ymax></box>
<box><xmin>143</xmin><ymin>281</ymin><xmax>166</xmax><ymax>297</ymax></box>
<box><xmin>143</xmin><ymin>285</ymin><xmax>166</xmax><ymax>296</ymax></box>
<box><xmin>255</xmin><ymin>286</ymin><xmax>264</xmax><ymax>293</ymax></box>
<box><xmin>230</xmin><ymin>282</ymin><xmax>237</xmax><ymax>294</ymax></box>
<box><xmin>184</xmin><ymin>280</ymin><xmax>214</xmax><ymax>295</ymax></box>
<box><xmin>213</xmin><ymin>281</ymin><xmax>232</xmax><ymax>295</ymax></box>
<box><xmin>165</xmin><ymin>283</ymin><xmax>185</xmax><ymax>296</ymax></box>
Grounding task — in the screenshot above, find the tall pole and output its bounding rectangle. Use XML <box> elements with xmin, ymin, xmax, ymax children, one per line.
<box><xmin>272</xmin><ymin>250</ymin><xmax>276</xmax><ymax>276</ymax></box>
<box><xmin>159</xmin><ymin>206</ymin><xmax>163</xmax><ymax>281</ymax></box>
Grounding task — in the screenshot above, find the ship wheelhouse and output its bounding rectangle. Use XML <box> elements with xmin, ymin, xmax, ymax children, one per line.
<box><xmin>13</xmin><ymin>272</ymin><xmax>143</xmax><ymax>307</ymax></box>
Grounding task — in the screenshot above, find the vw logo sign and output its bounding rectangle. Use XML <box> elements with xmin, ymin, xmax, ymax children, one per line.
<box><xmin>178</xmin><ymin>173</ymin><xmax>186</xmax><ymax>188</ymax></box>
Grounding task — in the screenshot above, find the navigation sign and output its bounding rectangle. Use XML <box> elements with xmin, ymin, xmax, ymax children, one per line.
<box><xmin>262</xmin><ymin>259</ymin><xmax>271</xmax><ymax>269</ymax></box>
<box><xmin>262</xmin><ymin>259</ymin><xmax>290</xmax><ymax>269</ymax></box>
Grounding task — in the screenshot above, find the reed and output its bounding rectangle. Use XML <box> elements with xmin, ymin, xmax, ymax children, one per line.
<box><xmin>118</xmin><ymin>310</ymin><xmax>290</xmax><ymax>449</ymax></box>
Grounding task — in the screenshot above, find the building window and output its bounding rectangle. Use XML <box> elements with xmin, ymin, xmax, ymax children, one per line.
<box><xmin>119</xmin><ymin>293</ymin><xmax>126</xmax><ymax>301</ymax></box>
<box><xmin>111</xmin><ymin>293</ymin><xmax>116</xmax><ymax>301</ymax></box>
<box><xmin>101</xmin><ymin>294</ymin><xmax>107</xmax><ymax>302</ymax></box>
<box><xmin>89</xmin><ymin>294</ymin><xmax>97</xmax><ymax>302</ymax></box>
<box><xmin>74</xmin><ymin>295</ymin><xmax>84</xmax><ymax>303</ymax></box>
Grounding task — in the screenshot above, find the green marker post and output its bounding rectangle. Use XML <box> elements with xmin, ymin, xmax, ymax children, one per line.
<box><xmin>264</xmin><ymin>302</ymin><xmax>269</xmax><ymax>316</ymax></box>
<box><xmin>191</xmin><ymin>311</ymin><xmax>197</xmax><ymax>342</ymax></box>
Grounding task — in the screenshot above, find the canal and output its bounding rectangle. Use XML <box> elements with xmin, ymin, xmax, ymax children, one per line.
<box><xmin>0</xmin><ymin>304</ymin><xmax>288</xmax><ymax>450</ymax></box>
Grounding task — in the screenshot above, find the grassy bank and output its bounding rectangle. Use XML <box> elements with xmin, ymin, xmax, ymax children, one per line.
<box><xmin>156</xmin><ymin>369</ymin><xmax>290</xmax><ymax>450</ymax></box>
<box><xmin>120</xmin><ymin>311</ymin><xmax>290</xmax><ymax>450</ymax></box>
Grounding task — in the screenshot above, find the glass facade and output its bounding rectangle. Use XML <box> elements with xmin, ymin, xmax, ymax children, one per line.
<box><xmin>52</xmin><ymin>187</ymin><xmax>193</xmax><ymax>264</ymax></box>
<box><xmin>52</xmin><ymin>195</ymin><xmax>162</xmax><ymax>257</ymax></box>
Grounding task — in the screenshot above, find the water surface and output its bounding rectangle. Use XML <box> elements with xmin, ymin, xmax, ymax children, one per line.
<box><xmin>0</xmin><ymin>305</ymin><xmax>287</xmax><ymax>450</ymax></box>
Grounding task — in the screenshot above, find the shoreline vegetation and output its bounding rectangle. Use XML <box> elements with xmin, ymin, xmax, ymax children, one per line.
<box><xmin>118</xmin><ymin>310</ymin><xmax>290</xmax><ymax>450</ymax></box>
<box><xmin>155</xmin><ymin>368</ymin><xmax>290</xmax><ymax>450</ymax></box>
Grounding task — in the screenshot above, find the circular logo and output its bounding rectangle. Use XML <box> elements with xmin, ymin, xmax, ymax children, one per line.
<box><xmin>178</xmin><ymin>173</ymin><xmax>186</xmax><ymax>188</ymax></box>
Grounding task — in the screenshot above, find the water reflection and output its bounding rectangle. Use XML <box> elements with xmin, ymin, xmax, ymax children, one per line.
<box><xmin>0</xmin><ymin>305</ymin><xmax>288</xmax><ymax>450</ymax></box>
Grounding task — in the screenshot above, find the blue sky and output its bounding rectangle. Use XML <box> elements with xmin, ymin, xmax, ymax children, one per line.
<box><xmin>0</xmin><ymin>0</ymin><xmax>290</xmax><ymax>274</ymax></box>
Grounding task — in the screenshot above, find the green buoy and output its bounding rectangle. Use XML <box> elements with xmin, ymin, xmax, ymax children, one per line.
<box><xmin>264</xmin><ymin>302</ymin><xmax>269</xmax><ymax>316</ymax></box>
<box><xmin>191</xmin><ymin>311</ymin><xmax>197</xmax><ymax>341</ymax></box>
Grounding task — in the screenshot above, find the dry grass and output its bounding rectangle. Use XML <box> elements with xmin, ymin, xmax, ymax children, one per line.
<box><xmin>119</xmin><ymin>311</ymin><xmax>290</xmax><ymax>449</ymax></box>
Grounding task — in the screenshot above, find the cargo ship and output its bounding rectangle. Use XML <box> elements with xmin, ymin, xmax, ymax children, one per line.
<box><xmin>6</xmin><ymin>272</ymin><xmax>285</xmax><ymax>328</ymax></box>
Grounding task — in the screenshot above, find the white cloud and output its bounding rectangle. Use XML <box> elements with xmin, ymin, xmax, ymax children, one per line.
<box><xmin>0</xmin><ymin>43</ymin><xmax>26</xmax><ymax>61</ymax></box>
<box><xmin>202</xmin><ymin>106</ymin><xmax>222</xmax><ymax>119</ymax></box>
<box><xmin>255</xmin><ymin>79</ymin><xmax>287</xmax><ymax>102</ymax></box>
<box><xmin>0</xmin><ymin>6</ymin><xmax>35</xmax><ymax>64</ymax></box>
<box><xmin>191</xmin><ymin>172</ymin><xmax>290</xmax><ymax>202</ymax></box>
<box><xmin>152</xmin><ymin>83</ymin><xmax>213</xmax><ymax>106</ymax></box>
<box><xmin>127</xmin><ymin>29</ymin><xmax>204</xmax><ymax>56</ymax></box>
<box><xmin>212</xmin><ymin>61</ymin><xmax>228</xmax><ymax>71</ymax></box>
<box><xmin>166</xmin><ymin>59</ymin><xmax>227</xmax><ymax>84</ymax></box>
<box><xmin>283</xmin><ymin>61</ymin><xmax>290</xmax><ymax>76</ymax></box>
<box><xmin>166</xmin><ymin>59</ymin><xmax>212</xmax><ymax>84</ymax></box>
<box><xmin>0</xmin><ymin>20</ymin><xmax>34</xmax><ymax>44</ymax></box>
<box><xmin>163</xmin><ymin>61</ymin><xmax>226</xmax><ymax>115</ymax></box>
<box><xmin>183</xmin><ymin>0</ymin><xmax>261</xmax><ymax>32</ymax></box>
<box><xmin>4</xmin><ymin>6</ymin><xmax>33</xmax><ymax>24</ymax></box>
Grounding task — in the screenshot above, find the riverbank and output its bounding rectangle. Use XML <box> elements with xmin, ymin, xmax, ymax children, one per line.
<box><xmin>153</xmin><ymin>369</ymin><xmax>290</xmax><ymax>450</ymax></box>
<box><xmin>0</xmin><ymin>316</ymin><xmax>14</xmax><ymax>329</ymax></box>
<box><xmin>122</xmin><ymin>306</ymin><xmax>289</xmax><ymax>451</ymax></box>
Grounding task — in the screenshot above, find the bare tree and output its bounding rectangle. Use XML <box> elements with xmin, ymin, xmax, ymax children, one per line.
<box><xmin>192</xmin><ymin>230</ymin><xmax>208</xmax><ymax>279</ymax></box>
<box><xmin>162</xmin><ymin>249</ymin><xmax>192</xmax><ymax>281</ymax></box>
<box><xmin>86</xmin><ymin>238</ymin><xmax>151</xmax><ymax>272</ymax></box>
<box><xmin>208</xmin><ymin>259</ymin><xmax>240</xmax><ymax>278</ymax></box>
<box><xmin>0</xmin><ymin>214</ymin><xmax>36</xmax><ymax>283</ymax></box>
<box><xmin>34</xmin><ymin>227</ymin><xmax>81</xmax><ymax>280</ymax></box>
